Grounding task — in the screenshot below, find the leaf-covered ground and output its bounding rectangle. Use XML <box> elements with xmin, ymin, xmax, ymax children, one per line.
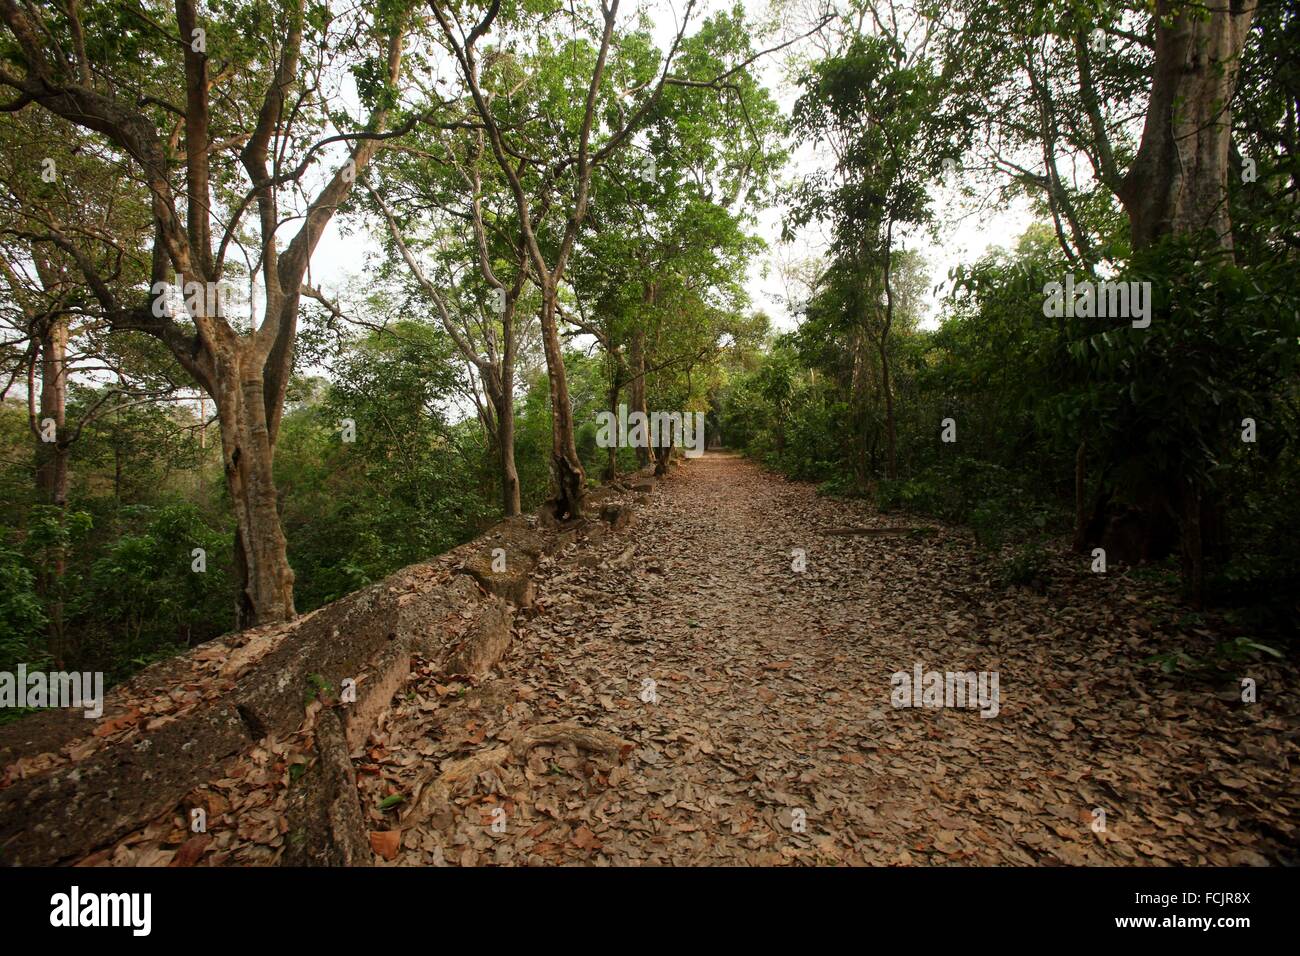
<box><xmin>360</xmin><ymin>452</ymin><xmax>1298</xmax><ymax>866</ymax></box>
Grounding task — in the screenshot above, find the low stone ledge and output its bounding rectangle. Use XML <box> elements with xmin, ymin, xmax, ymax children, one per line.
<box><xmin>0</xmin><ymin>700</ymin><xmax>251</xmax><ymax>866</ymax></box>
<box><xmin>441</xmin><ymin>594</ymin><xmax>513</xmax><ymax>678</ymax></box>
<box><xmin>233</xmin><ymin>566</ymin><xmax>449</xmax><ymax>740</ymax></box>
<box><xmin>600</xmin><ymin>502</ymin><xmax>632</xmax><ymax>531</ymax></box>
<box><xmin>340</xmin><ymin>635</ymin><xmax>411</xmax><ymax>755</ymax></box>
<box><xmin>283</xmin><ymin>708</ymin><xmax>372</xmax><ymax>867</ymax></box>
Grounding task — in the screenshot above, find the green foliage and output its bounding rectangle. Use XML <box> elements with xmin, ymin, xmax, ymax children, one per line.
<box><xmin>84</xmin><ymin>503</ymin><xmax>232</xmax><ymax>679</ymax></box>
<box><xmin>278</xmin><ymin>322</ymin><xmax>499</xmax><ymax>611</ymax></box>
<box><xmin>734</xmin><ymin>218</ymin><xmax>1299</xmax><ymax>637</ymax></box>
<box><xmin>994</xmin><ymin>543</ymin><xmax>1051</xmax><ymax>591</ymax></box>
<box><xmin>0</xmin><ymin>538</ymin><xmax>46</xmax><ymax>672</ymax></box>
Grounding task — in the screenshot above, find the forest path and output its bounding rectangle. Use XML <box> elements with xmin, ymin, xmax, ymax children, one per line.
<box><xmin>370</xmin><ymin>453</ymin><xmax>1295</xmax><ymax>865</ymax></box>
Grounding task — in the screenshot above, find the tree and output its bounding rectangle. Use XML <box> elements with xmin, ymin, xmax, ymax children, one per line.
<box><xmin>1119</xmin><ymin>0</ymin><xmax>1259</xmax><ymax>252</ymax></box>
<box><xmin>367</xmin><ymin>123</ymin><xmax>536</xmax><ymax>516</ymax></box>
<box><xmin>427</xmin><ymin>0</ymin><xmax>823</xmax><ymax>517</ymax></box>
<box><xmin>0</xmin><ymin>104</ymin><xmax>169</xmax><ymax>663</ymax></box>
<box><xmin>790</xmin><ymin>22</ymin><xmax>953</xmax><ymax>480</ymax></box>
<box><xmin>1</xmin><ymin>0</ymin><xmax>412</xmax><ymax>626</ymax></box>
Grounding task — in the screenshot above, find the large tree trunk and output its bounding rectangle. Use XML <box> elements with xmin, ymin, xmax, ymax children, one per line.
<box><xmin>538</xmin><ymin>289</ymin><xmax>585</xmax><ymax>519</ymax></box>
<box><xmin>653</xmin><ymin>432</ymin><xmax>674</xmax><ymax>477</ymax></box>
<box><xmin>1104</xmin><ymin>0</ymin><xmax>1256</xmax><ymax>602</ymax></box>
<box><xmin>216</xmin><ymin>351</ymin><xmax>295</xmax><ymax>629</ymax></box>
<box><xmin>1119</xmin><ymin>0</ymin><xmax>1258</xmax><ymax>252</ymax></box>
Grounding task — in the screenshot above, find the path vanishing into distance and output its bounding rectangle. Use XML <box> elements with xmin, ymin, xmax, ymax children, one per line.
<box><xmin>356</xmin><ymin>453</ymin><xmax>1297</xmax><ymax>866</ymax></box>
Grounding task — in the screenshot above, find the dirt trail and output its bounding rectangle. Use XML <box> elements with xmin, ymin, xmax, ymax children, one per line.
<box><xmin>373</xmin><ymin>453</ymin><xmax>1297</xmax><ymax>866</ymax></box>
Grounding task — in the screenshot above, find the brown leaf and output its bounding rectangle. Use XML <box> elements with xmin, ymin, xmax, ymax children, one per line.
<box><xmin>572</xmin><ymin>826</ymin><xmax>603</xmax><ymax>851</ymax></box>
<box><xmin>168</xmin><ymin>834</ymin><xmax>212</xmax><ymax>867</ymax></box>
<box><xmin>92</xmin><ymin>707</ymin><xmax>142</xmax><ymax>738</ymax></box>
<box><xmin>369</xmin><ymin>830</ymin><xmax>401</xmax><ymax>861</ymax></box>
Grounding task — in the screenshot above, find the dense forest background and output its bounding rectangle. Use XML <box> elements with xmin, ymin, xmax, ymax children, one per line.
<box><xmin>0</xmin><ymin>0</ymin><xmax>1296</xmax><ymax>708</ymax></box>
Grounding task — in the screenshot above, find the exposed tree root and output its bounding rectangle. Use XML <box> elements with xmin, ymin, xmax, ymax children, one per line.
<box><xmin>399</xmin><ymin>722</ymin><xmax>632</xmax><ymax>827</ymax></box>
<box><xmin>509</xmin><ymin>722</ymin><xmax>633</xmax><ymax>758</ymax></box>
<box><xmin>401</xmin><ymin>746</ymin><xmax>510</xmax><ymax>827</ymax></box>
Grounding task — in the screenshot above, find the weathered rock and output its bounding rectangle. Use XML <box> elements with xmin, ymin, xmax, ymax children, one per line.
<box><xmin>456</xmin><ymin>517</ymin><xmax>548</xmax><ymax>607</ymax></box>
<box><xmin>234</xmin><ymin>566</ymin><xmax>446</xmax><ymax>739</ymax></box>
<box><xmin>283</xmin><ymin>709</ymin><xmax>372</xmax><ymax>866</ymax></box>
<box><xmin>339</xmin><ymin>635</ymin><xmax>410</xmax><ymax>754</ymax></box>
<box><xmin>583</xmin><ymin>487</ymin><xmax>616</xmax><ymax>508</ymax></box>
<box><xmin>461</xmin><ymin>557</ymin><xmax>535</xmax><ymax>607</ymax></box>
<box><xmin>600</xmin><ymin>502</ymin><xmax>631</xmax><ymax>531</ymax></box>
<box><xmin>442</xmin><ymin>594</ymin><xmax>512</xmax><ymax>677</ymax></box>
<box><xmin>0</xmin><ymin>700</ymin><xmax>251</xmax><ymax>866</ymax></box>
<box><xmin>0</xmin><ymin>707</ymin><xmax>91</xmax><ymax>770</ymax></box>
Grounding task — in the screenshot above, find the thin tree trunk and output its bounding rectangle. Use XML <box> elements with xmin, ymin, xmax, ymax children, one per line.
<box><xmin>496</xmin><ymin>386</ymin><xmax>521</xmax><ymax>516</ymax></box>
<box><xmin>879</xmin><ymin>227</ymin><xmax>897</xmax><ymax>481</ymax></box>
<box><xmin>849</xmin><ymin>327</ymin><xmax>869</xmax><ymax>485</ymax></box>
<box><xmin>499</xmin><ymin>295</ymin><xmax>521</xmax><ymax>516</ymax></box>
<box><xmin>1181</xmin><ymin>482</ymin><xmax>1205</xmax><ymax>608</ymax></box>
<box><xmin>538</xmin><ymin>289</ymin><xmax>585</xmax><ymax>519</ymax></box>
<box><xmin>34</xmin><ymin>316</ymin><xmax>70</xmax><ymax>665</ymax></box>
<box><xmin>1072</xmin><ymin>438</ymin><xmax>1089</xmax><ymax>553</ymax></box>
<box><xmin>629</xmin><ymin>313</ymin><xmax>650</xmax><ymax>469</ymax></box>
<box><xmin>604</xmin><ymin>359</ymin><xmax>622</xmax><ymax>481</ymax></box>
<box><xmin>35</xmin><ymin>317</ymin><xmax>69</xmax><ymax>506</ymax></box>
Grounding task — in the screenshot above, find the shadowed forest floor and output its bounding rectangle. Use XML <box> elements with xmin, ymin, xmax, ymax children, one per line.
<box><xmin>355</xmin><ymin>453</ymin><xmax>1298</xmax><ymax>866</ymax></box>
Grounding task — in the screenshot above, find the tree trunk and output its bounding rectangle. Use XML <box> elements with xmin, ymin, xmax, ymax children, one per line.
<box><xmin>879</xmin><ymin>240</ymin><xmax>898</xmax><ymax>481</ymax></box>
<box><xmin>538</xmin><ymin>289</ymin><xmax>585</xmax><ymax>519</ymax></box>
<box><xmin>1072</xmin><ymin>438</ymin><xmax>1088</xmax><ymax>553</ymax></box>
<box><xmin>629</xmin><ymin>327</ymin><xmax>650</xmax><ymax>469</ymax></box>
<box><xmin>34</xmin><ymin>316</ymin><xmax>70</xmax><ymax>666</ymax></box>
<box><xmin>1109</xmin><ymin>0</ymin><xmax>1256</xmax><ymax>599</ymax></box>
<box><xmin>1119</xmin><ymin>0</ymin><xmax>1258</xmax><ymax>252</ymax></box>
<box><xmin>1180</xmin><ymin>482</ymin><xmax>1205</xmax><ymax>608</ymax></box>
<box><xmin>849</xmin><ymin>328</ymin><xmax>869</xmax><ymax>487</ymax></box>
<box><xmin>604</xmin><ymin>367</ymin><xmax>621</xmax><ymax>481</ymax></box>
<box><xmin>35</xmin><ymin>317</ymin><xmax>69</xmax><ymax>507</ymax></box>
<box><xmin>496</xmin><ymin>387</ymin><xmax>521</xmax><ymax>516</ymax></box>
<box><xmin>216</xmin><ymin>352</ymin><xmax>295</xmax><ymax>629</ymax></box>
<box><xmin>653</xmin><ymin>433</ymin><xmax>674</xmax><ymax>477</ymax></box>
